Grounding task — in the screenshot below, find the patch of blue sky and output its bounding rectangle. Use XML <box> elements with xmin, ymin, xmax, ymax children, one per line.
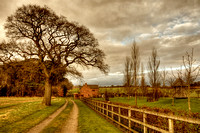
<box><xmin>120</xmin><ymin>36</ymin><xmax>134</xmax><ymax>45</ymax></box>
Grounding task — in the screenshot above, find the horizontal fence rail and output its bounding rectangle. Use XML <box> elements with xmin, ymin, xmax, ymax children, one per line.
<box><xmin>82</xmin><ymin>99</ymin><xmax>200</xmax><ymax>133</ymax></box>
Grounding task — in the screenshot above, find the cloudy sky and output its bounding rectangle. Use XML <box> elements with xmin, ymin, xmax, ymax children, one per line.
<box><xmin>0</xmin><ymin>0</ymin><xmax>200</xmax><ymax>86</ymax></box>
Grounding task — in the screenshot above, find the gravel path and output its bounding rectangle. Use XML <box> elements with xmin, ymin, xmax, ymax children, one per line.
<box><xmin>27</xmin><ymin>99</ymin><xmax>68</xmax><ymax>133</ymax></box>
<box><xmin>61</xmin><ymin>100</ymin><xmax>79</xmax><ymax>133</ymax></box>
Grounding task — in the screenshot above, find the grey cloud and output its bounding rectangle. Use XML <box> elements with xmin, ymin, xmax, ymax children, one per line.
<box><xmin>0</xmin><ymin>0</ymin><xmax>15</xmax><ymax>20</ymax></box>
<box><xmin>172</xmin><ymin>22</ymin><xmax>200</xmax><ymax>35</ymax></box>
<box><xmin>1</xmin><ymin>0</ymin><xmax>200</xmax><ymax>86</ymax></box>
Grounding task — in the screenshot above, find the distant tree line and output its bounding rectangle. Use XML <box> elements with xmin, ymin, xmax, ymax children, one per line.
<box><xmin>0</xmin><ymin>59</ymin><xmax>73</xmax><ymax>97</ymax></box>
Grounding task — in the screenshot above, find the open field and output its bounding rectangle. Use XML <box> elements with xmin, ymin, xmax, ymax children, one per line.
<box><xmin>95</xmin><ymin>97</ymin><xmax>200</xmax><ymax>113</ymax></box>
<box><xmin>0</xmin><ymin>97</ymin><xmax>66</xmax><ymax>133</ymax></box>
<box><xmin>75</xmin><ymin>100</ymin><xmax>122</xmax><ymax>133</ymax></box>
<box><xmin>70</xmin><ymin>87</ymin><xmax>199</xmax><ymax>97</ymax></box>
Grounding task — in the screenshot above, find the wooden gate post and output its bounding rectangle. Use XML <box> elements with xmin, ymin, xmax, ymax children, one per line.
<box><xmin>168</xmin><ymin>118</ymin><xmax>174</xmax><ymax>133</ymax></box>
<box><xmin>143</xmin><ymin>113</ymin><xmax>147</xmax><ymax>133</ymax></box>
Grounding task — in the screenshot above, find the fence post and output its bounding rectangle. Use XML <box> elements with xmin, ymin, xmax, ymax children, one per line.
<box><xmin>95</xmin><ymin>101</ymin><xmax>96</xmax><ymax>110</ymax></box>
<box><xmin>118</xmin><ymin>105</ymin><xmax>121</xmax><ymax>123</ymax></box>
<box><xmin>128</xmin><ymin>106</ymin><xmax>132</xmax><ymax>132</ymax></box>
<box><xmin>97</xmin><ymin>102</ymin><xmax>100</xmax><ymax>112</ymax></box>
<box><xmin>102</xmin><ymin>102</ymin><xmax>103</xmax><ymax>113</ymax></box>
<box><xmin>111</xmin><ymin>104</ymin><xmax>114</xmax><ymax>119</ymax></box>
<box><xmin>106</xmin><ymin>103</ymin><xmax>108</xmax><ymax>118</ymax></box>
<box><xmin>104</xmin><ymin>103</ymin><xmax>106</xmax><ymax>115</ymax></box>
<box><xmin>143</xmin><ymin>113</ymin><xmax>147</xmax><ymax>133</ymax></box>
<box><xmin>168</xmin><ymin>118</ymin><xmax>174</xmax><ymax>133</ymax></box>
<box><xmin>99</xmin><ymin>102</ymin><xmax>102</xmax><ymax>113</ymax></box>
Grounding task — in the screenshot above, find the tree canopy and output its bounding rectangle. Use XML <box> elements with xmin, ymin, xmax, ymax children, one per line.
<box><xmin>1</xmin><ymin>5</ymin><xmax>108</xmax><ymax>105</ymax></box>
<box><xmin>0</xmin><ymin>59</ymin><xmax>72</xmax><ymax>97</ymax></box>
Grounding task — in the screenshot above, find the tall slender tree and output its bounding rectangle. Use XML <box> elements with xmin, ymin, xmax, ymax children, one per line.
<box><xmin>183</xmin><ymin>48</ymin><xmax>200</xmax><ymax>112</ymax></box>
<box><xmin>167</xmin><ymin>73</ymin><xmax>176</xmax><ymax>106</ymax></box>
<box><xmin>131</xmin><ymin>41</ymin><xmax>140</xmax><ymax>105</ymax></box>
<box><xmin>148</xmin><ymin>47</ymin><xmax>160</xmax><ymax>101</ymax></box>
<box><xmin>123</xmin><ymin>56</ymin><xmax>133</xmax><ymax>100</ymax></box>
<box><xmin>140</xmin><ymin>63</ymin><xmax>146</xmax><ymax>97</ymax></box>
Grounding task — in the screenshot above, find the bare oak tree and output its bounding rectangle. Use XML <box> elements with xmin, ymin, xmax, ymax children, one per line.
<box><xmin>183</xmin><ymin>48</ymin><xmax>200</xmax><ymax>112</ymax></box>
<box><xmin>1</xmin><ymin>5</ymin><xmax>108</xmax><ymax>105</ymax></box>
<box><xmin>148</xmin><ymin>47</ymin><xmax>160</xmax><ymax>101</ymax></box>
<box><xmin>123</xmin><ymin>56</ymin><xmax>133</xmax><ymax>100</ymax></box>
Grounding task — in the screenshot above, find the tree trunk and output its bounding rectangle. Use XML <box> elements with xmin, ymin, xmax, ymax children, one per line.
<box><xmin>188</xmin><ymin>84</ymin><xmax>191</xmax><ymax>112</ymax></box>
<box><xmin>135</xmin><ymin>90</ymin><xmax>137</xmax><ymax>106</ymax></box>
<box><xmin>42</xmin><ymin>78</ymin><xmax>52</xmax><ymax>106</ymax></box>
<box><xmin>128</xmin><ymin>87</ymin><xmax>130</xmax><ymax>100</ymax></box>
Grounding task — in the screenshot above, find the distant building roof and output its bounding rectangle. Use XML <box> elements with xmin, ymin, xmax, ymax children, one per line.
<box><xmin>83</xmin><ymin>83</ymin><xmax>99</xmax><ymax>89</ymax></box>
<box><xmin>172</xmin><ymin>78</ymin><xmax>187</xmax><ymax>87</ymax></box>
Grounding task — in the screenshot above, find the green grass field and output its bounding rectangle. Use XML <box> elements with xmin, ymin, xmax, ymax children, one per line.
<box><xmin>75</xmin><ymin>100</ymin><xmax>122</xmax><ymax>133</ymax></box>
<box><xmin>99</xmin><ymin>87</ymin><xmax>199</xmax><ymax>97</ymax></box>
<box><xmin>69</xmin><ymin>87</ymin><xmax>199</xmax><ymax>98</ymax></box>
<box><xmin>95</xmin><ymin>97</ymin><xmax>200</xmax><ymax>113</ymax></box>
<box><xmin>0</xmin><ymin>97</ymin><xmax>66</xmax><ymax>133</ymax></box>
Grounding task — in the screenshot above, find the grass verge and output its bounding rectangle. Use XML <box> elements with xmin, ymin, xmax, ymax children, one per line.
<box><xmin>0</xmin><ymin>97</ymin><xmax>65</xmax><ymax>133</ymax></box>
<box><xmin>41</xmin><ymin>99</ymin><xmax>73</xmax><ymax>133</ymax></box>
<box><xmin>75</xmin><ymin>100</ymin><xmax>121</xmax><ymax>133</ymax></box>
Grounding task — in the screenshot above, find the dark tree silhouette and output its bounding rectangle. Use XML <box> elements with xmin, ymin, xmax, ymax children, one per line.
<box><xmin>0</xmin><ymin>59</ymin><xmax>68</xmax><ymax>97</ymax></box>
<box><xmin>1</xmin><ymin>5</ymin><xmax>108</xmax><ymax>105</ymax></box>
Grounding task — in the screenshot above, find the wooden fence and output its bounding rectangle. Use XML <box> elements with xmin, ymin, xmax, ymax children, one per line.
<box><xmin>82</xmin><ymin>99</ymin><xmax>200</xmax><ymax>133</ymax></box>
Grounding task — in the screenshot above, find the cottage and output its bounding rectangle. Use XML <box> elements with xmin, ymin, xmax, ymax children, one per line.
<box><xmin>79</xmin><ymin>83</ymin><xmax>99</xmax><ymax>98</ymax></box>
<box><xmin>172</xmin><ymin>78</ymin><xmax>188</xmax><ymax>98</ymax></box>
